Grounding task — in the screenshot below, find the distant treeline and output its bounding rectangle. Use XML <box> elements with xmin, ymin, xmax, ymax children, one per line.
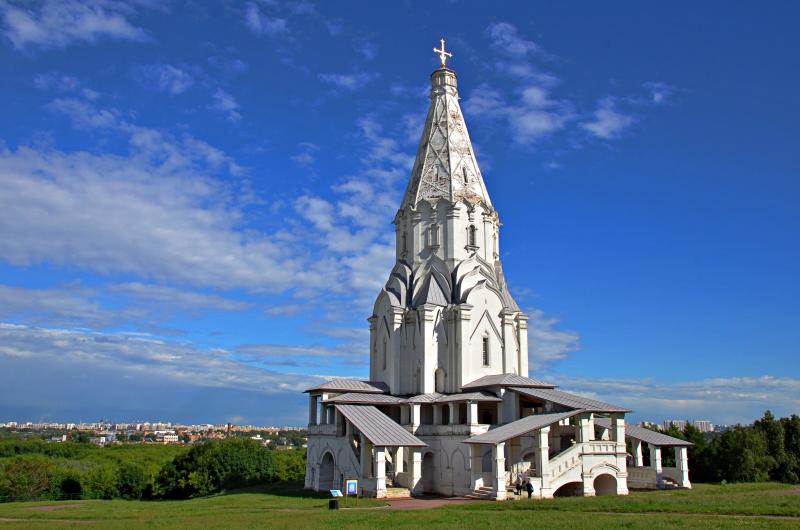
<box><xmin>0</xmin><ymin>438</ymin><xmax>305</xmax><ymax>501</ymax></box>
<box><xmin>650</xmin><ymin>411</ymin><xmax>800</xmax><ymax>484</ymax></box>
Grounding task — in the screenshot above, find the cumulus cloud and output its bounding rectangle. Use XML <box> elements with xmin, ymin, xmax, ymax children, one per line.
<box><xmin>0</xmin><ymin>0</ymin><xmax>151</xmax><ymax>50</ymax></box>
<box><xmin>134</xmin><ymin>64</ymin><xmax>194</xmax><ymax>95</ymax></box>
<box><xmin>526</xmin><ymin>308</ymin><xmax>581</xmax><ymax>368</ymax></box>
<box><xmin>581</xmin><ymin>98</ymin><xmax>635</xmax><ymax>139</ymax></box>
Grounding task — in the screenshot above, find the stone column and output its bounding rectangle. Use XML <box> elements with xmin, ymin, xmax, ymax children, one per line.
<box><xmin>400</xmin><ymin>405</ymin><xmax>410</xmax><ymax>425</ymax></box>
<box><xmin>410</xmin><ymin>448</ymin><xmax>423</xmax><ymax>495</ymax></box>
<box><xmin>394</xmin><ymin>447</ymin><xmax>404</xmax><ymax>474</ymax></box>
<box><xmin>308</xmin><ymin>395</ymin><xmax>318</xmax><ymax>426</ymax></box>
<box><xmin>675</xmin><ymin>446</ymin><xmax>691</xmax><ymax>488</ymax></box>
<box><xmin>467</xmin><ymin>401</ymin><xmax>478</xmax><ymax>426</ymax></box>
<box><xmin>536</xmin><ymin>426</ymin><xmax>550</xmax><ymax>478</ymax></box>
<box><xmin>360</xmin><ymin>434</ymin><xmax>371</xmax><ymax>477</ymax></box>
<box><xmin>577</xmin><ymin>413</ymin><xmax>593</xmax><ymax>443</ymax></box>
<box><xmin>649</xmin><ymin>444</ymin><xmax>663</xmax><ymax>488</ymax></box>
<box><xmin>374</xmin><ymin>447</ymin><xmax>386</xmax><ymax>498</ymax></box>
<box><xmin>469</xmin><ymin>444</ymin><xmax>483</xmax><ymax>490</ymax></box>
<box><xmin>410</xmin><ymin>404</ymin><xmax>421</xmax><ymax>428</ymax></box>
<box><xmin>492</xmin><ymin>442</ymin><xmax>506</xmax><ymax>500</ymax></box>
<box><xmin>612</xmin><ymin>414</ymin><xmax>625</xmax><ymax>445</ymax></box>
<box><xmin>433</xmin><ymin>404</ymin><xmax>443</xmax><ymax>426</ymax></box>
<box><xmin>448</xmin><ymin>402</ymin><xmax>457</xmax><ymax>425</ymax></box>
<box><xmin>632</xmin><ymin>439</ymin><xmax>643</xmax><ymax>467</ymax></box>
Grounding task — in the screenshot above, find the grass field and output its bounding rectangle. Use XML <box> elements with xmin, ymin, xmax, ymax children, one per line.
<box><xmin>0</xmin><ymin>482</ymin><xmax>797</xmax><ymax>529</ymax></box>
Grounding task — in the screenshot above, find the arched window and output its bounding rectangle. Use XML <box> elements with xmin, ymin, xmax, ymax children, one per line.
<box><xmin>482</xmin><ymin>336</ymin><xmax>490</xmax><ymax>366</ymax></box>
<box><xmin>382</xmin><ymin>338</ymin><xmax>387</xmax><ymax>371</ymax></box>
<box><xmin>468</xmin><ymin>225</ymin><xmax>477</xmax><ymax>247</ymax></box>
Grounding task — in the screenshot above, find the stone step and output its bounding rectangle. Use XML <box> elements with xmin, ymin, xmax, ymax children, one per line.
<box><xmin>384</xmin><ymin>487</ymin><xmax>411</xmax><ymax>499</ymax></box>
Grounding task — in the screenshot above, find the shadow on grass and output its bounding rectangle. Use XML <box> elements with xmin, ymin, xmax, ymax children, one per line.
<box><xmin>219</xmin><ymin>481</ymin><xmax>332</xmax><ymax>499</ymax></box>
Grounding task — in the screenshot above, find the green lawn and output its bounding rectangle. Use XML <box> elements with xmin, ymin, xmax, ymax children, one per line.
<box><xmin>0</xmin><ymin>483</ymin><xmax>797</xmax><ymax>529</ymax></box>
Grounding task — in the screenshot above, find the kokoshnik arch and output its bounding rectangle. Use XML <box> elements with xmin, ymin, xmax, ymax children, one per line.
<box><xmin>303</xmin><ymin>40</ymin><xmax>692</xmax><ymax>500</ymax></box>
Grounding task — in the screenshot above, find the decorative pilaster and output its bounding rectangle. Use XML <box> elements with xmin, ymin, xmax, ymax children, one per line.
<box><xmin>516</xmin><ymin>314</ymin><xmax>529</xmax><ymax>377</ymax></box>
<box><xmin>410</xmin><ymin>448</ymin><xmax>423</xmax><ymax>495</ymax></box>
<box><xmin>374</xmin><ymin>447</ymin><xmax>386</xmax><ymax>497</ymax></box>
<box><xmin>501</xmin><ymin>310</ymin><xmax>517</xmax><ymax>374</ymax></box>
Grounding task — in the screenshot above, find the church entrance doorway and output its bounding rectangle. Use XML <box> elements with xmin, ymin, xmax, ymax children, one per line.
<box><xmin>319</xmin><ymin>452</ymin><xmax>335</xmax><ymax>491</ymax></box>
<box><xmin>422</xmin><ymin>452</ymin><xmax>437</xmax><ymax>493</ymax></box>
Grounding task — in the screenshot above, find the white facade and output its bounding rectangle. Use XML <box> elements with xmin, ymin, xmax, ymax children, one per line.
<box><xmin>303</xmin><ymin>48</ymin><xmax>690</xmax><ymax>500</ymax></box>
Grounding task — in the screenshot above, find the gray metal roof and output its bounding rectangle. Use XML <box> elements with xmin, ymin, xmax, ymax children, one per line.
<box><xmin>512</xmin><ymin>387</ymin><xmax>630</xmax><ymax>413</ymax></box>
<box><xmin>436</xmin><ymin>391</ymin><xmax>502</xmax><ymax>403</ymax></box>
<box><xmin>462</xmin><ymin>373</ymin><xmax>556</xmax><ymax>390</ymax></box>
<box><xmin>335</xmin><ymin>404</ymin><xmax>426</xmax><ymax>448</ymax></box>
<box><xmin>304</xmin><ymin>379</ymin><xmax>389</xmax><ymax>394</ymax></box>
<box><xmin>404</xmin><ymin>393</ymin><xmax>444</xmax><ymax>403</ymax></box>
<box><xmin>324</xmin><ymin>393</ymin><xmax>405</xmax><ymax>405</ymax></box>
<box><xmin>464</xmin><ymin>411</ymin><xmax>581</xmax><ymax>445</ymax></box>
<box><xmin>595</xmin><ymin>418</ymin><xmax>692</xmax><ymax>447</ymax></box>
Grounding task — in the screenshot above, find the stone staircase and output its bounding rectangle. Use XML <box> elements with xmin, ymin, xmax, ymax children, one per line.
<box><xmin>464</xmin><ymin>486</ymin><xmax>495</xmax><ymax>500</ymax></box>
<box><xmin>384</xmin><ymin>487</ymin><xmax>411</xmax><ymax>499</ymax></box>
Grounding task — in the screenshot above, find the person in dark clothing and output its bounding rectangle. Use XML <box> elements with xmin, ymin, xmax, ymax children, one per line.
<box><xmin>525</xmin><ymin>480</ymin><xmax>534</xmax><ymax>499</ymax></box>
<box><xmin>515</xmin><ymin>476</ymin><xmax>522</xmax><ymax>496</ymax></box>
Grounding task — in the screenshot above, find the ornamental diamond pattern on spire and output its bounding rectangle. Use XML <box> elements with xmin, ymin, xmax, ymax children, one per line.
<box><xmin>401</xmin><ymin>68</ymin><xmax>493</xmax><ymax>209</ymax></box>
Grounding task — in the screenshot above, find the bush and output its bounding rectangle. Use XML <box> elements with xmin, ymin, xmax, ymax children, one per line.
<box><xmin>155</xmin><ymin>438</ymin><xmax>281</xmax><ymax>499</ymax></box>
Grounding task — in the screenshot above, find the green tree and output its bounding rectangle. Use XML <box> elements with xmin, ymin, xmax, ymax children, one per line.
<box><xmin>0</xmin><ymin>456</ymin><xmax>52</xmax><ymax>498</ymax></box>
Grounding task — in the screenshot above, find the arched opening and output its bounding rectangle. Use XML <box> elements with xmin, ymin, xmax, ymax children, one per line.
<box><xmin>422</xmin><ymin>452</ymin><xmax>437</xmax><ymax>493</ymax></box>
<box><xmin>593</xmin><ymin>474</ymin><xmax>617</xmax><ymax>496</ymax></box>
<box><xmin>319</xmin><ymin>452</ymin><xmax>335</xmax><ymax>491</ymax></box>
<box><xmin>553</xmin><ymin>481</ymin><xmax>583</xmax><ymax>497</ymax></box>
<box><xmin>434</xmin><ymin>368</ymin><xmax>445</xmax><ymax>393</ymax></box>
<box><xmin>441</xmin><ymin>405</ymin><xmax>450</xmax><ymax>425</ymax></box>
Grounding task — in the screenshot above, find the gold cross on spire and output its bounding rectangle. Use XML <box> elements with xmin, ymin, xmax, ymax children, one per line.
<box><xmin>433</xmin><ymin>38</ymin><xmax>452</xmax><ymax>68</ymax></box>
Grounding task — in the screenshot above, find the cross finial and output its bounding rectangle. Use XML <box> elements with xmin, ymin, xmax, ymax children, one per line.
<box><xmin>433</xmin><ymin>38</ymin><xmax>452</xmax><ymax>68</ymax></box>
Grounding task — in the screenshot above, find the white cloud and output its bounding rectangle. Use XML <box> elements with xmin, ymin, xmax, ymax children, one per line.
<box><xmin>0</xmin><ymin>108</ymin><xmax>299</xmax><ymax>292</ymax></box>
<box><xmin>318</xmin><ymin>71</ymin><xmax>379</xmax><ymax>91</ymax></box>
<box><xmin>135</xmin><ymin>64</ymin><xmax>194</xmax><ymax>95</ymax></box>
<box><xmin>244</xmin><ymin>2</ymin><xmax>288</xmax><ymax>36</ymax></box>
<box><xmin>291</xmin><ymin>142</ymin><xmax>318</xmax><ymax>167</ymax></box>
<box><xmin>551</xmin><ymin>374</ymin><xmax>800</xmax><ymax>425</ymax></box>
<box><xmin>0</xmin><ymin>323</ymin><xmax>319</xmax><ymax>394</ymax></box>
<box><xmin>581</xmin><ymin>98</ymin><xmax>635</xmax><ymax>139</ymax></box>
<box><xmin>209</xmin><ymin>89</ymin><xmax>241</xmax><ymax>122</ymax></box>
<box><xmin>0</xmin><ymin>0</ymin><xmax>150</xmax><ymax>50</ymax></box>
<box><xmin>486</xmin><ymin>21</ymin><xmax>545</xmax><ymax>59</ymax></box>
<box><xmin>526</xmin><ymin>308</ymin><xmax>581</xmax><ymax>368</ymax></box>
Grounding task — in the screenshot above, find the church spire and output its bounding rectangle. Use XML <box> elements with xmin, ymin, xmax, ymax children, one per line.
<box><xmin>400</xmin><ymin>41</ymin><xmax>493</xmax><ymax>210</ymax></box>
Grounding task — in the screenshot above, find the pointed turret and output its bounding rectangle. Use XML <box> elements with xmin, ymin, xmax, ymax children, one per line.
<box><xmin>401</xmin><ymin>66</ymin><xmax>493</xmax><ymax>210</ymax></box>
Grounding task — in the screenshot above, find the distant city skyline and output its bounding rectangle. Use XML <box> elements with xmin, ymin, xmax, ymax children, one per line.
<box><xmin>0</xmin><ymin>1</ymin><xmax>798</xmax><ymax>425</ymax></box>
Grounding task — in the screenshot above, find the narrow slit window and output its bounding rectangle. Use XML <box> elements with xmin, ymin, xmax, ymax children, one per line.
<box><xmin>468</xmin><ymin>225</ymin><xmax>477</xmax><ymax>247</ymax></box>
<box><xmin>482</xmin><ymin>337</ymin><xmax>490</xmax><ymax>366</ymax></box>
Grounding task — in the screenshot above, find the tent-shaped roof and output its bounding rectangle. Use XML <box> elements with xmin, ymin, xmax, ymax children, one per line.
<box><xmin>335</xmin><ymin>404</ymin><xmax>426</xmax><ymax>447</ymax></box>
<box><xmin>512</xmin><ymin>387</ymin><xmax>630</xmax><ymax>413</ymax></box>
<box><xmin>304</xmin><ymin>379</ymin><xmax>389</xmax><ymax>394</ymax></box>
<box><xmin>462</xmin><ymin>374</ymin><xmax>556</xmax><ymax>390</ymax></box>
<box><xmin>465</xmin><ymin>411</ymin><xmax>581</xmax><ymax>445</ymax></box>
<box><xmin>595</xmin><ymin>418</ymin><xmax>692</xmax><ymax>447</ymax></box>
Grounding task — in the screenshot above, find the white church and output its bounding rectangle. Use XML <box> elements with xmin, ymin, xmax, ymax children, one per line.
<box><xmin>304</xmin><ymin>42</ymin><xmax>691</xmax><ymax>500</ymax></box>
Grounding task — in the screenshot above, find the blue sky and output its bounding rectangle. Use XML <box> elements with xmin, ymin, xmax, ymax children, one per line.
<box><xmin>0</xmin><ymin>1</ymin><xmax>797</xmax><ymax>426</ymax></box>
